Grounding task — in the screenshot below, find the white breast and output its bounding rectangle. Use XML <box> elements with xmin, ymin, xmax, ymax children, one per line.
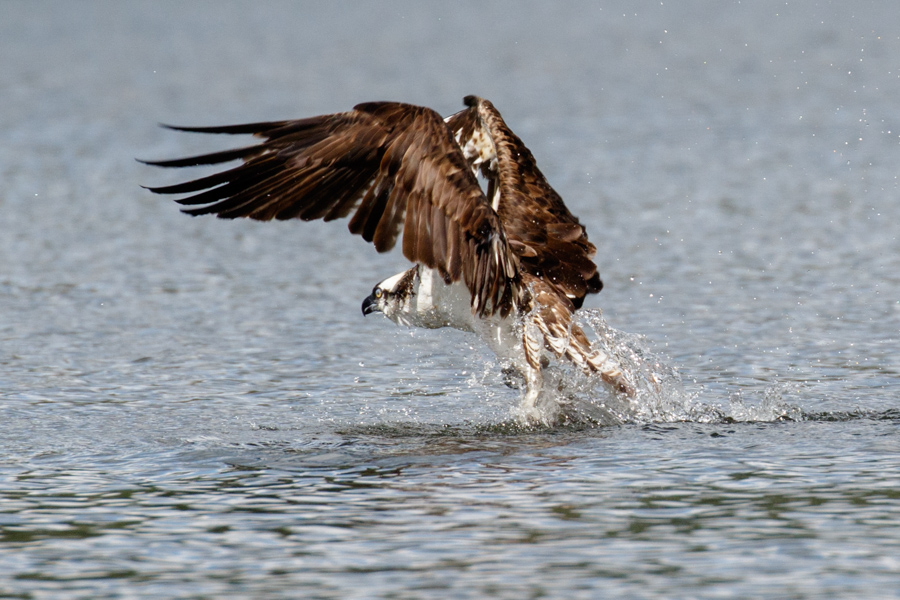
<box><xmin>406</xmin><ymin>267</ymin><xmax>477</xmax><ymax>332</ymax></box>
<box><xmin>384</xmin><ymin>266</ymin><xmax>529</xmax><ymax>372</ymax></box>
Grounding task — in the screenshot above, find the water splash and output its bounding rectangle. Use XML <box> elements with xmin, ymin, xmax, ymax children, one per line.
<box><xmin>359</xmin><ymin>311</ymin><xmax>804</xmax><ymax>430</ymax></box>
<box><xmin>722</xmin><ymin>386</ymin><xmax>804</xmax><ymax>423</ymax></box>
<box><xmin>520</xmin><ymin>310</ymin><xmax>802</xmax><ymax>427</ymax></box>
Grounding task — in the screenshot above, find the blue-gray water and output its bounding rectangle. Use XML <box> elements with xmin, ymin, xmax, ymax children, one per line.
<box><xmin>3</xmin><ymin>1</ymin><xmax>900</xmax><ymax>598</ymax></box>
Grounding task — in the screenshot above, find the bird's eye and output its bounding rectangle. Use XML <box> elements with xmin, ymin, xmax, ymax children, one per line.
<box><xmin>374</xmin><ymin>288</ymin><xmax>383</xmax><ymax>299</ymax></box>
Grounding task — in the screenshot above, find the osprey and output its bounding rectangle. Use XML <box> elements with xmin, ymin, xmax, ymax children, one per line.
<box><xmin>143</xmin><ymin>96</ymin><xmax>633</xmax><ymax>420</ymax></box>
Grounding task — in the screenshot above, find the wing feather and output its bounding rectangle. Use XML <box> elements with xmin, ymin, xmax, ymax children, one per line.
<box><xmin>445</xmin><ymin>96</ymin><xmax>604</xmax><ymax>308</ymax></box>
<box><xmin>144</xmin><ymin>101</ymin><xmax>521</xmax><ymax>317</ymax></box>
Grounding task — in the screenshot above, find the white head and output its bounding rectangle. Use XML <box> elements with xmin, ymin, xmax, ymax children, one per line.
<box><xmin>361</xmin><ymin>267</ymin><xmax>417</xmax><ymax>325</ymax></box>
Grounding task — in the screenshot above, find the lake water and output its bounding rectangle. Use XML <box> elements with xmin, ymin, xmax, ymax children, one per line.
<box><xmin>2</xmin><ymin>1</ymin><xmax>900</xmax><ymax>598</ymax></box>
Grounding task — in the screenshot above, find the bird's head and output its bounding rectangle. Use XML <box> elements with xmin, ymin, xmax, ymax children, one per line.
<box><xmin>361</xmin><ymin>268</ymin><xmax>417</xmax><ymax>322</ymax></box>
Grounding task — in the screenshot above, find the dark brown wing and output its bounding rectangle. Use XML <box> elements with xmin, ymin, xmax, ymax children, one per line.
<box><xmin>142</xmin><ymin>102</ymin><xmax>520</xmax><ymax>317</ymax></box>
<box><xmin>444</xmin><ymin>96</ymin><xmax>603</xmax><ymax>309</ymax></box>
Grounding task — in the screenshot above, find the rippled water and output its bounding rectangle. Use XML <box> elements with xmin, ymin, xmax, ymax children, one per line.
<box><xmin>3</xmin><ymin>1</ymin><xmax>900</xmax><ymax>598</ymax></box>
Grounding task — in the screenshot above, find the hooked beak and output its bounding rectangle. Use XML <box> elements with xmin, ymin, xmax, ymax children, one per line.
<box><xmin>361</xmin><ymin>293</ymin><xmax>379</xmax><ymax>316</ymax></box>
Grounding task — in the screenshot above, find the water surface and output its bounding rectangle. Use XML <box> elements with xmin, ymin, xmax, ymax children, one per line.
<box><xmin>2</xmin><ymin>1</ymin><xmax>900</xmax><ymax>598</ymax></box>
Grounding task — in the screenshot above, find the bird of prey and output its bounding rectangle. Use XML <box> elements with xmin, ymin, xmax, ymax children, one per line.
<box><xmin>143</xmin><ymin>96</ymin><xmax>633</xmax><ymax>421</ymax></box>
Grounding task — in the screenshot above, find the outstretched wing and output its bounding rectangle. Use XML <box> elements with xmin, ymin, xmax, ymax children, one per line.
<box><xmin>142</xmin><ymin>102</ymin><xmax>520</xmax><ymax>317</ymax></box>
<box><xmin>444</xmin><ymin>96</ymin><xmax>603</xmax><ymax>309</ymax></box>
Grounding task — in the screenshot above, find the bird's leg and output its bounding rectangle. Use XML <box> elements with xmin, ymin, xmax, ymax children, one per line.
<box><xmin>515</xmin><ymin>318</ymin><xmax>547</xmax><ymax>424</ymax></box>
<box><xmin>521</xmin><ymin>364</ymin><xmax>543</xmax><ymax>412</ymax></box>
<box><xmin>515</xmin><ymin>363</ymin><xmax>545</xmax><ymax>424</ymax></box>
